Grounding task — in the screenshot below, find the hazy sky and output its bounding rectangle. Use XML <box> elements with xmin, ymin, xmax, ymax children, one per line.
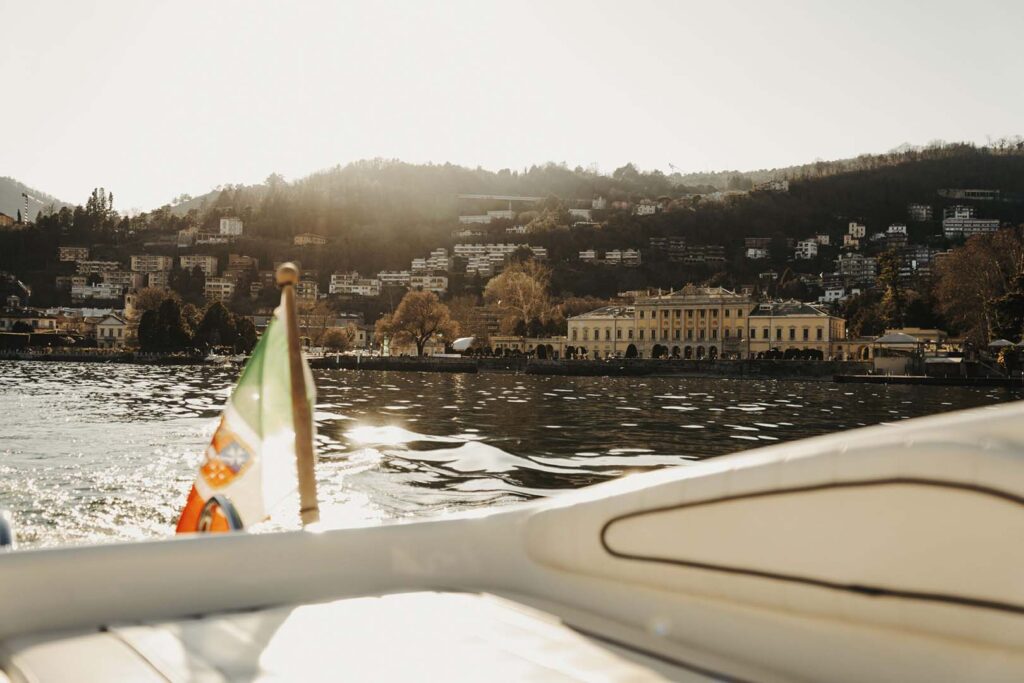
<box><xmin>2</xmin><ymin>0</ymin><xmax>1022</xmax><ymax>210</ymax></box>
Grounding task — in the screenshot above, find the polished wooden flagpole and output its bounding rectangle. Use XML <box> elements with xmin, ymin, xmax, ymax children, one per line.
<box><xmin>276</xmin><ymin>263</ymin><xmax>320</xmax><ymax>526</ymax></box>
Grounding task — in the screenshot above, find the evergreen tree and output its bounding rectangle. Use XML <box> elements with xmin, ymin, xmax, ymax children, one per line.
<box><xmin>156</xmin><ymin>298</ymin><xmax>192</xmax><ymax>351</ymax></box>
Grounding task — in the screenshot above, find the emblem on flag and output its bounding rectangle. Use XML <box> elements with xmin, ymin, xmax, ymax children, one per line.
<box><xmin>200</xmin><ymin>419</ymin><xmax>255</xmax><ymax>489</ymax></box>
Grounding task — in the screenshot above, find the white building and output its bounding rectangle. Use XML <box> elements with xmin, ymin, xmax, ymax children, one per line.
<box><xmin>410</xmin><ymin>274</ymin><xmax>448</xmax><ymax>294</ymax></box>
<box><xmin>204</xmin><ymin>277</ymin><xmax>236</xmax><ymax>302</ymax></box>
<box><xmin>101</xmin><ymin>270</ymin><xmax>142</xmax><ymax>288</ymax></box>
<box><xmin>377</xmin><ymin>270</ymin><xmax>412</xmax><ymax>286</ymax></box>
<box><xmin>579</xmin><ymin>250</ymin><xmax>597</xmax><ymax>262</ymax></box>
<box><xmin>943</xmin><ymin>211</ymin><xmax>1000</xmax><ymax>238</ymax></box>
<box><xmin>330</xmin><ymin>272</ymin><xmax>381</xmax><ymax>297</ymax></box>
<box><xmin>95</xmin><ymin>314</ymin><xmax>128</xmax><ymax>349</ymax></box>
<box><xmin>622</xmin><ymin>249</ymin><xmax>641</xmax><ymax>266</ymax></box>
<box><xmin>130</xmin><ymin>255</ymin><xmax>175</xmax><ymax>272</ymax></box>
<box><xmin>487</xmin><ymin>210</ymin><xmax>515</xmax><ymax>220</ymax></box>
<box><xmin>746</xmin><ymin>247</ymin><xmax>769</xmax><ymax>260</ymax></box>
<box><xmin>795</xmin><ymin>240</ymin><xmax>818</xmax><ymax>260</ymax></box>
<box><xmin>592</xmin><ymin>196</ymin><xmax>607</xmax><ymax>210</ymax></box>
<box><xmin>219</xmin><ymin>217</ymin><xmax>243</xmax><ymax>236</ymax></box>
<box><xmin>888</xmin><ymin>224</ymin><xmax>908</xmax><ymax>235</ymax></box>
<box><xmin>568</xmin><ymin>208</ymin><xmax>592</xmax><ymax>221</ymax></box>
<box><xmin>848</xmin><ymin>222</ymin><xmax>866</xmax><ymax>239</ymax></box>
<box><xmin>634</xmin><ymin>200</ymin><xmax>658</xmax><ymax>216</ymax></box>
<box><xmin>505</xmin><ymin>225</ymin><xmax>527</xmax><ymax>234</ymax></box>
<box><xmin>71</xmin><ymin>283</ymin><xmax>124</xmax><ymax>301</ymax></box>
<box><xmin>815</xmin><ymin>234</ymin><xmax>830</xmax><ymax>246</ymax></box>
<box><xmin>180</xmin><ymin>255</ymin><xmax>218</xmax><ymax>276</ymax></box>
<box><xmin>458</xmin><ymin>215</ymin><xmax>492</xmax><ymax>224</ymax></box>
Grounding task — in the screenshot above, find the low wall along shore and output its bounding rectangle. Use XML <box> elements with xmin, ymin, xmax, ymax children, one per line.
<box><xmin>311</xmin><ymin>355</ymin><xmax>872</xmax><ymax>379</ymax></box>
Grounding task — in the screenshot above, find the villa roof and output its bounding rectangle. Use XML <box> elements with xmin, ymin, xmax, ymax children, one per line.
<box><xmin>569</xmin><ymin>306</ymin><xmax>634</xmax><ymax>320</ymax></box>
<box><xmin>748</xmin><ymin>301</ymin><xmax>831</xmax><ymax>318</ymax></box>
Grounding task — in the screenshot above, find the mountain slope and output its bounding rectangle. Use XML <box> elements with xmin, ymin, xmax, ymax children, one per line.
<box><xmin>0</xmin><ymin>177</ymin><xmax>70</xmax><ymax>222</ymax></box>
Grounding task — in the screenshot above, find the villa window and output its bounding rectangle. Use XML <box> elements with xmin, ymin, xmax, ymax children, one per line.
<box><xmin>628</xmin><ymin>329</ymin><xmax>633</xmax><ymax>339</ymax></box>
<box><xmin>803</xmin><ymin>328</ymin><xmax>809</xmax><ymax>341</ymax></box>
<box><xmin>724</xmin><ymin>309</ymin><xmax>730</xmax><ymax>318</ymax></box>
<box><xmin>662</xmin><ymin>310</ymin><xmax>669</xmax><ymax>318</ymax></box>
<box><xmin>583</xmin><ymin>329</ymin><xmax>589</xmax><ymax>341</ymax></box>
<box><xmin>687</xmin><ymin>330</ymin><xmax>693</xmax><ymax>340</ymax></box>
<box><xmin>639</xmin><ymin>329</ymin><xmax>644</xmax><ymax>340</ymax></box>
<box><xmin>737</xmin><ymin>309</ymin><xmax>744</xmax><ymax>317</ymax></box>
<box><xmin>724</xmin><ymin>328</ymin><xmax>730</xmax><ymax>339</ymax></box>
<box><xmin>817</xmin><ymin>327</ymin><xmax>823</xmax><ymax>340</ymax></box>
<box><xmin>700</xmin><ymin>310</ymin><xmax>706</xmax><ymax>318</ymax></box>
<box><xmin>674</xmin><ymin>329</ymin><xmax>680</xmax><ymax>340</ymax></box>
<box><xmin>687</xmin><ymin>310</ymin><xmax>693</xmax><ymax>318</ymax></box>
<box><xmin>605</xmin><ymin>329</ymin><xmax>611</xmax><ymax>340</ymax></box>
<box><xmin>572</xmin><ymin>329</ymin><xmax>578</xmax><ymax>341</ymax></box>
<box><xmin>789</xmin><ymin>328</ymin><xmax>796</xmax><ymax>341</ymax></box>
<box><xmin>737</xmin><ymin>328</ymin><xmax>743</xmax><ymax>340</ymax></box>
<box><xmin>699</xmin><ymin>329</ymin><xmax>705</xmax><ymax>340</ymax></box>
<box><xmin>775</xmin><ymin>328</ymin><xmax>782</xmax><ymax>340</ymax></box>
<box><xmin>712</xmin><ymin>329</ymin><xmax>718</xmax><ymax>339</ymax></box>
<box><xmin>594</xmin><ymin>328</ymin><xmax>599</xmax><ymax>340</ymax></box>
<box><xmin>639</xmin><ymin>310</ymin><xmax>645</xmax><ymax>319</ymax></box>
<box><xmin>674</xmin><ymin>309</ymin><xmax>681</xmax><ymax>317</ymax></box>
<box><xmin>711</xmin><ymin>310</ymin><xmax>718</xmax><ymax>318</ymax></box>
<box><xmin>616</xmin><ymin>329</ymin><xmax>622</xmax><ymax>339</ymax></box>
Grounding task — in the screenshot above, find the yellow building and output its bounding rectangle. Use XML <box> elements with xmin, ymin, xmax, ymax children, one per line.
<box><xmin>568</xmin><ymin>288</ymin><xmax>849</xmax><ymax>360</ymax></box>
<box><xmin>632</xmin><ymin>286</ymin><xmax>752</xmax><ymax>359</ymax></box>
<box><xmin>745</xmin><ymin>301</ymin><xmax>846</xmax><ymax>358</ymax></box>
<box><xmin>566</xmin><ymin>306</ymin><xmax>635</xmax><ymax>358</ymax></box>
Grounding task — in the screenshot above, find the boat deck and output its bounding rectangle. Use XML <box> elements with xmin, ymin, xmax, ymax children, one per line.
<box><xmin>1</xmin><ymin>592</ymin><xmax>722</xmax><ymax>682</ymax></box>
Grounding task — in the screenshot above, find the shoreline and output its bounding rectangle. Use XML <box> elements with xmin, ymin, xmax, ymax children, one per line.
<box><xmin>3</xmin><ymin>351</ymin><xmax>871</xmax><ymax>379</ymax></box>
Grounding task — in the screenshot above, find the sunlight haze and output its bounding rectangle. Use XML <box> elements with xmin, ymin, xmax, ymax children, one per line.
<box><xmin>1</xmin><ymin>0</ymin><xmax>1021</xmax><ymax>209</ymax></box>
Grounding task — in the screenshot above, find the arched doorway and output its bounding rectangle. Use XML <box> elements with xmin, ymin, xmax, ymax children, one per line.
<box><xmin>625</xmin><ymin>344</ymin><xmax>638</xmax><ymax>358</ymax></box>
<box><xmin>671</xmin><ymin>345</ymin><xmax>680</xmax><ymax>358</ymax></box>
<box><xmin>696</xmin><ymin>346</ymin><xmax>706</xmax><ymax>359</ymax></box>
<box><xmin>536</xmin><ymin>345</ymin><xmax>548</xmax><ymax>360</ymax></box>
<box><xmin>708</xmin><ymin>346</ymin><xmax>718</xmax><ymax>360</ymax></box>
<box><xmin>684</xmin><ymin>346</ymin><xmax>692</xmax><ymax>359</ymax></box>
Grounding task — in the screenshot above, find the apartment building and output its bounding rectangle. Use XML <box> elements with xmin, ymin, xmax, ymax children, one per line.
<box><xmin>58</xmin><ymin>246</ymin><xmax>89</xmax><ymax>262</ymax></box>
<box><xmin>130</xmin><ymin>255</ymin><xmax>174</xmax><ymax>272</ymax></box>
<box><xmin>410</xmin><ymin>274</ymin><xmax>448</xmax><ymax>294</ymax></box>
<box><xmin>204</xmin><ymin>277</ymin><xmax>236</xmax><ymax>302</ymax></box>
<box><xmin>180</xmin><ymin>255</ymin><xmax>218</xmax><ymax>276</ymax></box>
<box><xmin>219</xmin><ymin>217</ymin><xmax>243</xmax><ymax>236</ymax></box>
<box><xmin>76</xmin><ymin>260</ymin><xmax>121</xmax><ymax>275</ymax></box>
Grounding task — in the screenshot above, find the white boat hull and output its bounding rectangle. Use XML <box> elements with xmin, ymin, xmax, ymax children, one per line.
<box><xmin>2</xmin><ymin>401</ymin><xmax>1024</xmax><ymax>681</ymax></box>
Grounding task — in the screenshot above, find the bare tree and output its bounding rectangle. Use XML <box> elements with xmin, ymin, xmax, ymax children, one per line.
<box><xmin>376</xmin><ymin>290</ymin><xmax>459</xmax><ymax>355</ymax></box>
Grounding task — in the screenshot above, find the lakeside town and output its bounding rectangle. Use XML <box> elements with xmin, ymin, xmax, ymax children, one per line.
<box><xmin>2</xmin><ymin>149</ymin><xmax>1024</xmax><ymax>382</ymax></box>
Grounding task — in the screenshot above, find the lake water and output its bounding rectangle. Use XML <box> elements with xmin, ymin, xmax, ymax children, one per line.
<box><xmin>1</xmin><ymin>360</ymin><xmax>1020</xmax><ymax>548</ymax></box>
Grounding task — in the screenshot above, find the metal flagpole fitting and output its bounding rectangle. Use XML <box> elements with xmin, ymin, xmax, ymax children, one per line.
<box><xmin>275</xmin><ymin>262</ymin><xmax>321</xmax><ymax>526</ymax></box>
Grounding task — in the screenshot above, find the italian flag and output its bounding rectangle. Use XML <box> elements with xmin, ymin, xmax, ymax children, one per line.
<box><xmin>176</xmin><ymin>306</ymin><xmax>315</xmax><ymax>532</ymax></box>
